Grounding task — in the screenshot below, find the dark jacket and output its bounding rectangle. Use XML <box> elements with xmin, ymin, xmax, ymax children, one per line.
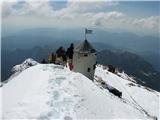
<box><xmin>66</xmin><ymin>45</ymin><xmax>74</xmax><ymax>59</ymax></box>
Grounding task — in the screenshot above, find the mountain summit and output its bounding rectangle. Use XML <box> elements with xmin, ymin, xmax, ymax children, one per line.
<box><xmin>1</xmin><ymin>59</ymin><xmax>159</xmax><ymax>119</ymax></box>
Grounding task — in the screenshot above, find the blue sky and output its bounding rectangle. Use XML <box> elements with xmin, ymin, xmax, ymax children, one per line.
<box><xmin>48</xmin><ymin>1</ymin><xmax>160</xmax><ymax>17</ymax></box>
<box><xmin>2</xmin><ymin>0</ymin><xmax>160</xmax><ymax>37</ymax></box>
<box><xmin>107</xmin><ymin>1</ymin><xmax>160</xmax><ymax>17</ymax></box>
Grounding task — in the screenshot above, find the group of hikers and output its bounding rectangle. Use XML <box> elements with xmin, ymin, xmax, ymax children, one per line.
<box><xmin>42</xmin><ymin>43</ymin><xmax>74</xmax><ymax>70</ymax></box>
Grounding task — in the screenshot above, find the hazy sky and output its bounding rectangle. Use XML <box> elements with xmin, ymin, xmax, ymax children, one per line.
<box><xmin>2</xmin><ymin>0</ymin><xmax>160</xmax><ymax>36</ymax></box>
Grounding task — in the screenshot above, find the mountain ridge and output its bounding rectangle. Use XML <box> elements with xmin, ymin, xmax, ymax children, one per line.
<box><xmin>97</xmin><ymin>49</ymin><xmax>160</xmax><ymax>92</ymax></box>
<box><xmin>2</xmin><ymin>46</ymin><xmax>159</xmax><ymax>92</ymax></box>
<box><xmin>1</xmin><ymin>59</ymin><xmax>159</xmax><ymax>119</ymax></box>
<box><xmin>2</xmin><ymin>27</ymin><xmax>159</xmax><ymax>71</ymax></box>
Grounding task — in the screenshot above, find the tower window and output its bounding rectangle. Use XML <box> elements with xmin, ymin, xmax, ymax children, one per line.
<box><xmin>88</xmin><ymin>68</ymin><xmax>90</xmax><ymax>72</ymax></box>
<box><xmin>93</xmin><ymin>64</ymin><xmax>96</xmax><ymax>70</ymax></box>
<box><xmin>84</xmin><ymin>54</ymin><xmax>88</xmax><ymax>57</ymax></box>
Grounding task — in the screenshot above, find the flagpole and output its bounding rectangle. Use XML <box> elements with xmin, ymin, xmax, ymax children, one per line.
<box><xmin>85</xmin><ymin>28</ymin><xmax>86</xmax><ymax>40</ymax></box>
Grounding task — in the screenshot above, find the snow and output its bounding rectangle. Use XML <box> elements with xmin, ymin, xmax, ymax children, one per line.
<box><xmin>1</xmin><ymin>62</ymin><xmax>159</xmax><ymax>119</ymax></box>
<box><xmin>12</xmin><ymin>58</ymin><xmax>39</xmax><ymax>73</ymax></box>
<box><xmin>95</xmin><ymin>65</ymin><xmax>159</xmax><ymax>119</ymax></box>
<box><xmin>8</xmin><ymin>58</ymin><xmax>39</xmax><ymax>81</ymax></box>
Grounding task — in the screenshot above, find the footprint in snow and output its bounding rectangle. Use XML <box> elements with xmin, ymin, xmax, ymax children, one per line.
<box><xmin>64</xmin><ymin>116</ymin><xmax>73</xmax><ymax>120</ymax></box>
<box><xmin>50</xmin><ymin>86</ymin><xmax>54</xmax><ymax>89</ymax></box>
<box><xmin>53</xmin><ymin>77</ymin><xmax>66</xmax><ymax>85</ymax></box>
<box><xmin>47</xmin><ymin>111</ymin><xmax>53</xmax><ymax>117</ymax></box>
<box><xmin>73</xmin><ymin>94</ymin><xmax>80</xmax><ymax>97</ymax></box>
<box><xmin>38</xmin><ymin>114</ymin><xmax>49</xmax><ymax>120</ymax></box>
<box><xmin>52</xmin><ymin>91</ymin><xmax>60</xmax><ymax>100</ymax></box>
<box><xmin>50</xmin><ymin>108</ymin><xmax>61</xmax><ymax>119</ymax></box>
<box><xmin>56</xmin><ymin>76</ymin><xmax>66</xmax><ymax>80</ymax></box>
<box><xmin>48</xmin><ymin>79</ymin><xmax>54</xmax><ymax>83</ymax></box>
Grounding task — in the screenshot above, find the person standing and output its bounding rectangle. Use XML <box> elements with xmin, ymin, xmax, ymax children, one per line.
<box><xmin>56</xmin><ymin>46</ymin><xmax>63</xmax><ymax>65</ymax></box>
<box><xmin>66</xmin><ymin>43</ymin><xmax>74</xmax><ymax>70</ymax></box>
<box><xmin>48</xmin><ymin>53</ymin><xmax>52</xmax><ymax>63</ymax></box>
<box><xmin>41</xmin><ymin>59</ymin><xmax>47</xmax><ymax>64</ymax></box>
<box><xmin>48</xmin><ymin>52</ymin><xmax>56</xmax><ymax>63</ymax></box>
<box><xmin>61</xmin><ymin>48</ymin><xmax>67</xmax><ymax>66</ymax></box>
<box><xmin>51</xmin><ymin>52</ymin><xmax>56</xmax><ymax>63</ymax></box>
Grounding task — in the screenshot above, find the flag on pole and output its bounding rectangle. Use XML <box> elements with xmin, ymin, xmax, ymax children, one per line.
<box><xmin>85</xmin><ymin>28</ymin><xmax>93</xmax><ymax>34</ymax></box>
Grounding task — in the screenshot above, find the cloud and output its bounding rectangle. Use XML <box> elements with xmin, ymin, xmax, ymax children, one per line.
<box><xmin>23</xmin><ymin>0</ymin><xmax>54</xmax><ymax>17</ymax></box>
<box><xmin>2</xmin><ymin>0</ymin><xmax>118</xmax><ymax>17</ymax></box>
<box><xmin>1</xmin><ymin>0</ymin><xmax>160</xmax><ymax>36</ymax></box>
<box><xmin>65</xmin><ymin>0</ymin><xmax>119</xmax><ymax>13</ymax></box>
<box><xmin>90</xmin><ymin>11</ymin><xmax>125</xmax><ymax>26</ymax></box>
<box><xmin>2</xmin><ymin>0</ymin><xmax>54</xmax><ymax>17</ymax></box>
<box><xmin>2</xmin><ymin>1</ymin><xmax>17</xmax><ymax>17</ymax></box>
<box><xmin>133</xmin><ymin>16</ymin><xmax>160</xmax><ymax>30</ymax></box>
<box><xmin>90</xmin><ymin>12</ymin><xmax>159</xmax><ymax>33</ymax></box>
<box><xmin>46</xmin><ymin>0</ymin><xmax>119</xmax><ymax>20</ymax></box>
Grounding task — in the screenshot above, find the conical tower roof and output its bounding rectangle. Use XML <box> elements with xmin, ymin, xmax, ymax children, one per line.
<box><xmin>74</xmin><ymin>40</ymin><xmax>96</xmax><ymax>53</ymax></box>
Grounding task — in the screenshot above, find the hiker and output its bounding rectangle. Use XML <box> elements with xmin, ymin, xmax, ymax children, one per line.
<box><xmin>66</xmin><ymin>43</ymin><xmax>74</xmax><ymax>60</ymax></box>
<box><xmin>108</xmin><ymin>87</ymin><xmax>122</xmax><ymax>98</ymax></box>
<box><xmin>56</xmin><ymin>46</ymin><xmax>63</xmax><ymax>57</ymax></box>
<box><xmin>66</xmin><ymin>43</ymin><xmax>74</xmax><ymax>70</ymax></box>
<box><xmin>41</xmin><ymin>59</ymin><xmax>47</xmax><ymax>64</ymax></box>
<box><xmin>51</xmin><ymin>52</ymin><xmax>56</xmax><ymax>63</ymax></box>
<box><xmin>56</xmin><ymin>46</ymin><xmax>63</xmax><ymax>65</ymax></box>
<box><xmin>61</xmin><ymin>48</ymin><xmax>67</xmax><ymax>66</ymax></box>
<box><xmin>48</xmin><ymin>53</ymin><xmax>52</xmax><ymax>63</ymax></box>
<box><xmin>56</xmin><ymin>46</ymin><xmax>66</xmax><ymax>65</ymax></box>
<box><xmin>48</xmin><ymin>52</ymin><xmax>56</xmax><ymax>63</ymax></box>
<box><xmin>108</xmin><ymin>65</ymin><xmax>115</xmax><ymax>73</ymax></box>
<box><xmin>101</xmin><ymin>81</ymin><xmax>122</xmax><ymax>98</ymax></box>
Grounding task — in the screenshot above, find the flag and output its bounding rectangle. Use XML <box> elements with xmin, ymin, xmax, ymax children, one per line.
<box><xmin>85</xmin><ymin>28</ymin><xmax>93</xmax><ymax>34</ymax></box>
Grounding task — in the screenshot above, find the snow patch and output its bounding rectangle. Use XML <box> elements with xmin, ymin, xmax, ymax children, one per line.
<box><xmin>12</xmin><ymin>58</ymin><xmax>39</xmax><ymax>73</ymax></box>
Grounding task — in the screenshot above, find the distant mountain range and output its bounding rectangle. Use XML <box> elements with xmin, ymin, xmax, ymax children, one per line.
<box><xmin>2</xmin><ymin>28</ymin><xmax>159</xmax><ymax>71</ymax></box>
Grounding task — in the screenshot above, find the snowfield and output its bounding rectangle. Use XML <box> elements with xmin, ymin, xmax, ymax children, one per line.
<box><xmin>1</xmin><ymin>62</ymin><xmax>159</xmax><ymax>119</ymax></box>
